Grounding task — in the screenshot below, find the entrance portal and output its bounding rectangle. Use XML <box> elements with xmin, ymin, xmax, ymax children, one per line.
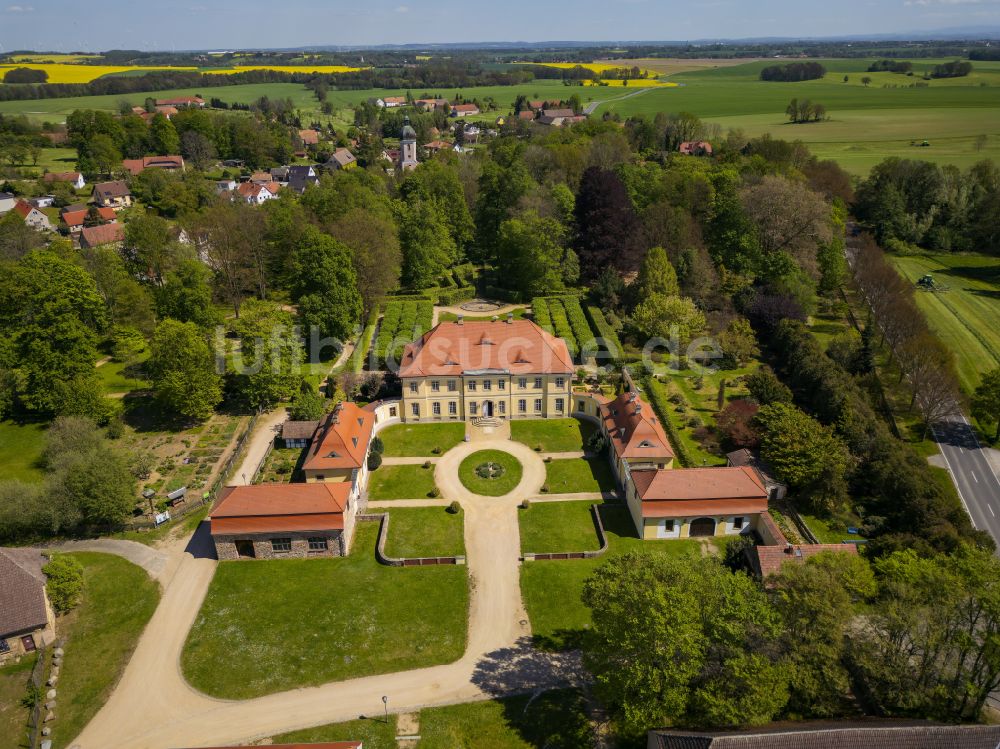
<box><xmin>235</xmin><ymin>539</ymin><xmax>256</xmax><ymax>558</ymax></box>
<box><xmin>688</xmin><ymin>517</ymin><xmax>716</xmax><ymax>537</ymax></box>
<box><xmin>483</xmin><ymin>400</ymin><xmax>494</xmax><ymax>418</ymax></box>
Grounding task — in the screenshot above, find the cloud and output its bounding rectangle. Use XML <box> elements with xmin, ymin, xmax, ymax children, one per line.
<box><xmin>6</xmin><ymin>4</ymin><xmax>35</xmax><ymax>11</ymax></box>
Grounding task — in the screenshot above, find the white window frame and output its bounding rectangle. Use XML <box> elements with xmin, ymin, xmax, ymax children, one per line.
<box><xmin>271</xmin><ymin>537</ymin><xmax>292</xmax><ymax>552</ymax></box>
<box><xmin>432</xmin><ymin>402</ymin><xmax>441</xmax><ymax>415</ymax></box>
<box><xmin>534</xmin><ymin>398</ymin><xmax>542</xmax><ymax>412</ymax></box>
<box><xmin>518</xmin><ymin>399</ymin><xmax>527</xmax><ymax>413</ymax></box>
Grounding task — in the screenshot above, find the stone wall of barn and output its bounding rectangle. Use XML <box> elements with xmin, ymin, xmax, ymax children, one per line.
<box><xmin>213</xmin><ymin>529</ymin><xmax>345</xmax><ymax>561</ymax></box>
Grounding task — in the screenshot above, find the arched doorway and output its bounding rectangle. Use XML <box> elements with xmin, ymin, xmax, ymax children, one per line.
<box><xmin>688</xmin><ymin>517</ymin><xmax>716</xmax><ymax>537</ymax></box>
<box><xmin>483</xmin><ymin>400</ymin><xmax>494</xmax><ymax>417</ymax></box>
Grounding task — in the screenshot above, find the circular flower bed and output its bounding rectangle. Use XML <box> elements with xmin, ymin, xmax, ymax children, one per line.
<box><xmin>459</xmin><ymin>450</ymin><xmax>523</xmax><ymax>496</ymax></box>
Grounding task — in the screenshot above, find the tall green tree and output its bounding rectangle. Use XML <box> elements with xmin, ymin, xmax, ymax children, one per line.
<box><xmin>582</xmin><ymin>552</ymin><xmax>789</xmax><ymax>732</ymax></box>
<box><xmin>637</xmin><ymin>245</ymin><xmax>679</xmax><ymax>298</ymax></box>
<box><xmin>496</xmin><ymin>212</ymin><xmax>569</xmax><ymax>299</ymax></box>
<box><xmin>148</xmin><ymin>319</ymin><xmax>223</xmax><ymax>422</ymax></box>
<box><xmin>631</xmin><ymin>294</ymin><xmax>706</xmax><ymax>346</ymax></box>
<box><xmin>401</xmin><ymin>160</ymin><xmax>475</xmax><ymax>253</ymax></box>
<box><xmin>230</xmin><ymin>299</ymin><xmax>302</xmax><ymax>408</ymax></box>
<box><xmin>473</xmin><ymin>157</ymin><xmax>534</xmax><ymax>265</ymax></box>
<box><xmin>148</xmin><ymin>113</ymin><xmax>180</xmax><ymax>155</ymax></box>
<box><xmin>755</xmin><ymin>402</ymin><xmax>850</xmax><ymax>491</ymax></box>
<box><xmin>397</xmin><ymin>198</ymin><xmax>457</xmax><ymax>289</ymax></box>
<box><xmin>155</xmin><ymin>259</ymin><xmax>218</xmax><ymax>328</ymax></box>
<box><xmin>971</xmin><ymin>367</ymin><xmax>1000</xmax><ymax>441</ymax></box>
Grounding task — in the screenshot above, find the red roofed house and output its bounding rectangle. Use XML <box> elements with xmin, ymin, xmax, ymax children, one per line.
<box><xmin>398</xmin><ymin>318</ymin><xmax>574</xmax><ymax>423</ymax></box>
<box><xmin>301</xmin><ymin>401</ymin><xmax>375</xmax><ymax>487</ymax></box>
<box><xmin>210</xmin><ymin>482</ymin><xmax>357</xmax><ymax>560</ymax></box>
<box><xmin>121</xmin><ymin>155</ymin><xmax>185</xmax><ymax>176</ymax></box>
<box><xmin>11</xmin><ymin>200</ymin><xmax>53</xmax><ymax>232</ymax></box>
<box><xmin>298</xmin><ymin>129</ymin><xmax>320</xmax><ymax>146</ymax></box>
<box><xmin>42</xmin><ymin>171</ymin><xmax>85</xmax><ymax>189</ymax></box>
<box><xmin>451</xmin><ymin>103</ymin><xmax>480</xmax><ymax>117</ymax></box>
<box><xmin>378</xmin><ymin>96</ymin><xmax>406</xmax><ymax>107</ymax></box>
<box><xmin>155</xmin><ymin>96</ymin><xmax>204</xmax><ymax>108</ymax></box>
<box><xmin>678</xmin><ymin>141</ymin><xmax>713</xmax><ymax>156</ymax></box>
<box><xmin>599</xmin><ymin>387</ymin><xmax>675</xmax><ymax>490</ymax></box>
<box><xmin>235</xmin><ymin>181</ymin><xmax>279</xmax><ymax>205</ymax></box>
<box><xmin>627</xmin><ymin>465</ymin><xmax>768</xmax><ymax>539</ymax></box>
<box><xmin>80</xmin><ymin>222</ymin><xmax>125</xmax><ymax>249</ymax></box>
<box><xmin>61</xmin><ymin>206</ymin><xmax>116</xmax><ymax>235</ymax></box>
<box><xmin>748</xmin><ymin>541</ymin><xmax>859</xmax><ymax>580</ymax></box>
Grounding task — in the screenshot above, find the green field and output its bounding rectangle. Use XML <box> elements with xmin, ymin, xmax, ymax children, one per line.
<box><xmin>377</xmin><ymin>422</ymin><xmax>465</xmax><ymax>457</ymax></box>
<box><xmin>384</xmin><ymin>507</ymin><xmax>465</xmax><ymax>558</ymax></box>
<box><xmin>608</xmin><ymin>58</ymin><xmax>1000</xmax><ymax>174</ymax></box>
<box><xmin>458</xmin><ymin>449</ymin><xmax>524</xmax><ymax>496</ymax></box>
<box><xmin>888</xmin><ymin>253</ymin><xmax>1000</xmax><ymax>395</ymax></box>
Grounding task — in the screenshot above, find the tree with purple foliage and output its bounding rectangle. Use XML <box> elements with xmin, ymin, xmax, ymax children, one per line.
<box><xmin>573</xmin><ymin>166</ymin><xmax>645</xmax><ymax>280</ymax></box>
<box><xmin>746</xmin><ymin>292</ymin><xmax>806</xmax><ymax>331</ymax></box>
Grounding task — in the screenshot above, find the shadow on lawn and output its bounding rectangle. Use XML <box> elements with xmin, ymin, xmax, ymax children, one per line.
<box><xmin>471</xmin><ymin>635</ymin><xmax>588</xmax><ymax>697</ymax></box>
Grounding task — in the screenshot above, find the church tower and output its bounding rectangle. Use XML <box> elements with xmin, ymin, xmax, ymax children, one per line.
<box><xmin>398</xmin><ymin>116</ymin><xmax>418</xmax><ymax>172</ymax></box>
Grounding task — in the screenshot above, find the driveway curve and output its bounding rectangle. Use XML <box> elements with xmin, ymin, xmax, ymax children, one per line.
<box><xmin>71</xmin><ymin>435</ymin><xmax>578</xmax><ymax>749</ymax></box>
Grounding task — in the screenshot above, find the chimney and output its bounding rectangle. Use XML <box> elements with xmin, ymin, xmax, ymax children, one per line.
<box><xmin>784</xmin><ymin>543</ymin><xmax>794</xmax><ymax>554</ymax></box>
<box><xmin>507</xmin><ymin>312</ymin><xmax>513</xmax><ymax>324</ymax></box>
<box><xmin>634</xmin><ymin>405</ymin><xmax>641</xmax><ymax>415</ymax></box>
<box><xmin>456</xmin><ymin>314</ymin><xmax>463</xmax><ymax>325</ymax></box>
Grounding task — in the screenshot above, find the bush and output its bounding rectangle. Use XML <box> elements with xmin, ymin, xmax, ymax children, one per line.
<box><xmin>587</xmin><ymin>431</ymin><xmax>609</xmax><ymax>454</ymax></box>
<box><xmin>431</xmin><ymin>446</ymin><xmax>442</xmax><ymax>455</ymax></box>
<box><xmin>367</xmin><ymin>452</ymin><xmax>382</xmax><ymax>471</ymax></box>
<box><xmin>447</xmin><ymin>500</ymin><xmax>461</xmax><ymax>514</ymax></box>
<box><xmin>423</xmin><ymin>460</ymin><xmax>432</xmax><ymax>469</ymax></box>
<box><xmin>438</xmin><ymin>286</ymin><xmax>476</xmax><ymax>306</ymax></box>
<box><xmin>585</xmin><ymin>305</ymin><xmax>625</xmax><ymax>362</ymax></box>
<box><xmin>3</xmin><ymin>67</ymin><xmax>48</xmax><ymax>84</ymax></box>
<box><xmin>644</xmin><ymin>376</ymin><xmax>694</xmax><ymax>467</ymax></box>
<box><xmin>105</xmin><ymin>416</ymin><xmax>125</xmax><ymax>440</ymax></box>
<box><xmin>532</xmin><ymin>297</ymin><xmax>553</xmax><ymax>333</ymax></box>
<box><xmin>370</xmin><ymin>436</ymin><xmax>384</xmax><ymax>455</ymax></box>
<box><xmin>44</xmin><ymin>554</ymin><xmax>84</xmax><ymax>614</ymax></box>
<box><xmin>540</xmin><ymin>484</ymin><xmax>550</xmax><ymax>493</ymax></box>
<box><xmin>544</xmin><ymin>456</ymin><xmax>552</xmax><ymax>463</ymax></box>
<box><xmin>429</xmin><ymin>487</ymin><xmax>441</xmax><ymax>498</ymax></box>
<box><xmin>520</xmin><ymin>499</ymin><xmax>530</xmax><ymax>509</ymax></box>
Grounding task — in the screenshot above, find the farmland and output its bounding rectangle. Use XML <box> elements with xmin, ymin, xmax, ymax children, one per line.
<box><xmin>0</xmin><ymin>62</ymin><xmax>364</xmax><ymax>84</ymax></box>
<box><xmin>888</xmin><ymin>253</ymin><xmax>1000</xmax><ymax>395</ymax></box>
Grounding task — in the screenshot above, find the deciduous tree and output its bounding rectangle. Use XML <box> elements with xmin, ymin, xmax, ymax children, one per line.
<box><xmin>148</xmin><ymin>319</ymin><xmax>223</xmax><ymax>422</ymax></box>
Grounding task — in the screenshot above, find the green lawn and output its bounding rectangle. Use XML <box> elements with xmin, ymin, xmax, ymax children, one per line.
<box><xmin>256</xmin><ymin>447</ymin><xmax>305</xmax><ymax>484</ymax></box>
<box><xmin>367</xmin><ymin>464</ymin><xmax>438</xmax><ymax>500</ymax></box>
<box><xmin>888</xmin><ymin>253</ymin><xmax>1000</xmax><ymax>397</ymax></box>
<box><xmin>384</xmin><ymin>507</ymin><xmax>465</xmax><ymax>558</ymax></box>
<box><xmin>95</xmin><ymin>352</ymin><xmax>151</xmax><ymax>395</ymax></box>
<box><xmin>273</xmin><ymin>689</ymin><xmax>591</xmax><ymax>749</ymax></box>
<box><xmin>799</xmin><ymin>512</ymin><xmax>862</xmax><ymax>545</ymax></box>
<box><xmin>181</xmin><ymin>522</ymin><xmax>468</xmax><ymax>699</ymax></box>
<box><xmin>378</xmin><ymin>422</ymin><xmax>466</xmax><ymax>457</ymax></box>
<box><xmin>519</xmin><ymin>500</ymin><xmax>603</xmax><ymax>554</ymax></box>
<box><xmin>50</xmin><ymin>553</ymin><xmax>160</xmax><ymax>749</ymax></box>
<box><xmin>543</xmin><ymin>457</ymin><xmax>615</xmax><ymax>494</ymax></box>
<box><xmin>0</xmin><ymin>420</ymin><xmax>47</xmax><ymax>482</ymax></box>
<box><xmin>510</xmin><ymin>418</ymin><xmax>595</xmax><ymax>452</ymax></box>
<box><xmin>520</xmin><ymin>503</ymin><xmax>709</xmax><ymax>650</ymax></box>
<box><xmin>0</xmin><ymin>654</ymin><xmax>35</xmax><ymax>749</ymax></box>
<box><xmin>458</xmin><ymin>450</ymin><xmax>524</xmax><ymax>496</ymax></box>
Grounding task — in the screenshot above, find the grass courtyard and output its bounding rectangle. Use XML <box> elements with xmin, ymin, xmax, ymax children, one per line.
<box><xmin>367</xmin><ymin>463</ymin><xmax>438</xmax><ymax>500</ymax></box>
<box><xmin>274</xmin><ymin>688</ymin><xmax>592</xmax><ymax>749</ymax></box>
<box><xmin>181</xmin><ymin>522</ymin><xmax>468</xmax><ymax>699</ymax></box>
<box><xmin>458</xmin><ymin>450</ymin><xmax>524</xmax><ymax>496</ymax></box>
<box><xmin>510</xmin><ymin>418</ymin><xmax>595</xmax><ymax>453</ymax></box>
<box><xmin>543</xmin><ymin>457</ymin><xmax>616</xmax><ymax>494</ymax></box>
<box><xmin>384</xmin><ymin>507</ymin><xmax>466</xmax><ymax>558</ymax></box>
<box><xmin>49</xmin><ymin>553</ymin><xmax>161</xmax><ymax>749</ymax></box>
<box><xmin>0</xmin><ymin>654</ymin><xmax>35</xmax><ymax>749</ymax></box>
<box><xmin>377</xmin><ymin>422</ymin><xmax>466</xmax><ymax>457</ymax></box>
<box><xmin>520</xmin><ymin>502</ymin><xmax>716</xmax><ymax>650</ymax></box>
<box><xmin>0</xmin><ymin>420</ymin><xmax>46</xmax><ymax>482</ymax></box>
<box><xmin>519</xmin><ymin>500</ymin><xmax>603</xmax><ymax>554</ymax></box>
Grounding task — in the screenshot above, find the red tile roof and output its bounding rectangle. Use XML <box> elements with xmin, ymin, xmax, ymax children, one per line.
<box><xmin>122</xmin><ymin>155</ymin><xmax>184</xmax><ymax>176</ymax></box>
<box><xmin>80</xmin><ymin>222</ymin><xmax>125</xmax><ymax>248</ymax></box>
<box><xmin>451</xmin><ymin>103</ymin><xmax>479</xmax><ymax>113</ymax></box>
<box><xmin>210</xmin><ymin>483</ymin><xmax>350</xmax><ymax>536</ymax></box>
<box><xmin>600</xmin><ymin>390</ymin><xmax>673</xmax><ymax>462</ymax></box>
<box><xmin>93</xmin><ymin>181</ymin><xmax>131</xmax><ymax>199</ymax></box>
<box><xmin>299</xmin><ymin>129</ymin><xmax>320</xmax><ymax>145</ymax></box>
<box><xmin>155</xmin><ymin>96</ymin><xmax>204</xmax><ymax>106</ymax></box>
<box><xmin>12</xmin><ymin>200</ymin><xmax>35</xmax><ymax>219</ymax></box>
<box><xmin>42</xmin><ymin>171</ymin><xmax>81</xmax><ymax>183</ymax></box>
<box><xmin>0</xmin><ymin>548</ymin><xmax>48</xmax><ymax>638</ymax></box>
<box><xmin>61</xmin><ymin>206</ymin><xmax>116</xmax><ymax>228</ymax></box>
<box><xmin>302</xmin><ymin>402</ymin><xmax>375</xmax><ymax>472</ymax></box>
<box><xmin>631</xmin><ymin>466</ymin><xmax>768</xmax><ymax>518</ymax></box>
<box><xmin>399</xmin><ymin>320</ymin><xmax>574</xmax><ymax>377</ymax></box>
<box><xmin>750</xmin><ymin>543</ymin><xmax>859</xmax><ymax>579</ymax></box>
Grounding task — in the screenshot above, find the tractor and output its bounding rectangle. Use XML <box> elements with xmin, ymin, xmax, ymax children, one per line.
<box><xmin>916</xmin><ymin>274</ymin><xmax>949</xmax><ymax>292</ymax></box>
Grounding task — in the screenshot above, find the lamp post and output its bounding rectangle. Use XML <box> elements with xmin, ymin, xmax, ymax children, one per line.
<box><xmin>381</xmin><ymin>695</ymin><xmax>389</xmax><ymax>724</ymax></box>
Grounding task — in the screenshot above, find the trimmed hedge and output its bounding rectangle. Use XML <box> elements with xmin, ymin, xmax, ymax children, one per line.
<box><xmin>585</xmin><ymin>305</ymin><xmax>624</xmax><ymax>362</ymax></box>
<box><xmin>532</xmin><ymin>297</ymin><xmax>553</xmax><ymax>333</ymax></box>
<box><xmin>561</xmin><ymin>297</ymin><xmax>593</xmax><ymax>360</ymax></box>
<box><xmin>438</xmin><ymin>286</ymin><xmax>476</xmax><ymax>306</ymax></box>
<box><xmin>642</xmin><ymin>375</ymin><xmax>694</xmax><ymax>468</ymax></box>
<box><xmin>374</xmin><ymin>299</ymin><xmax>435</xmax><ymax>368</ymax></box>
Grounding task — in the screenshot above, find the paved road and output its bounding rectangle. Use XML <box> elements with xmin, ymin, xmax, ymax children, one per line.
<box><xmin>933</xmin><ymin>415</ymin><xmax>1000</xmax><ymax>546</ymax></box>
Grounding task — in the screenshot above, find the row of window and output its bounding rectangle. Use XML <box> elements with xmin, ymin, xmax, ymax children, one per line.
<box><xmin>411</xmin><ymin>377</ymin><xmax>566</xmax><ymax>394</ymax></box>
<box><xmin>660</xmin><ymin>517</ymin><xmax>745</xmax><ymax>532</ymax></box>
<box><xmin>270</xmin><ymin>537</ymin><xmax>328</xmax><ymax>552</ymax></box>
<box><xmin>410</xmin><ymin>398</ymin><xmax>566</xmax><ymax>417</ymax></box>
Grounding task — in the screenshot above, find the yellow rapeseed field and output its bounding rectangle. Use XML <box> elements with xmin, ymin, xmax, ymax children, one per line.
<box><xmin>517</xmin><ymin>61</ymin><xmax>664</xmax><ymax>79</ymax></box>
<box><xmin>203</xmin><ymin>65</ymin><xmax>363</xmax><ymax>75</ymax></box>
<box><xmin>582</xmin><ymin>79</ymin><xmax>677</xmax><ymax>88</ymax></box>
<box><xmin>9</xmin><ymin>54</ymin><xmax>102</xmax><ymax>63</ymax></box>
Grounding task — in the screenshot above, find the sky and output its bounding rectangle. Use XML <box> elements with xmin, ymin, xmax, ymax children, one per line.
<box><xmin>0</xmin><ymin>0</ymin><xmax>998</xmax><ymax>52</ymax></box>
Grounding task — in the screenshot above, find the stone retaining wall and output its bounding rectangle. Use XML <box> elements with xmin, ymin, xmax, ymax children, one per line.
<box><xmin>358</xmin><ymin>513</ymin><xmax>466</xmax><ymax>567</ymax></box>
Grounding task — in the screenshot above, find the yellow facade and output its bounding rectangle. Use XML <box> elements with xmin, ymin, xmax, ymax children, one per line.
<box><xmin>401</xmin><ymin>372</ymin><xmax>572</xmax><ymax>422</ymax></box>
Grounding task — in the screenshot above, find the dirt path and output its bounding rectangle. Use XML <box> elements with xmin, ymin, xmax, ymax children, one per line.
<box><xmin>230</xmin><ymin>408</ymin><xmax>286</xmax><ymax>486</ymax></box>
<box><xmin>42</xmin><ymin>539</ymin><xmax>170</xmax><ymax>582</ymax></box>
<box><xmin>434</xmin><ymin>302</ymin><xmax>528</xmax><ymax>318</ymax></box>
<box><xmin>71</xmin><ymin>438</ymin><xmax>582</xmax><ymax>749</ymax></box>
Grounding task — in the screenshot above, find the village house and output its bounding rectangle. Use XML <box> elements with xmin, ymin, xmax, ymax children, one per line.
<box><xmin>155</xmin><ymin>95</ymin><xmax>205</xmax><ymax>108</ymax></box>
<box><xmin>0</xmin><ymin>192</ymin><xmax>16</xmax><ymax>214</ymax></box>
<box><xmin>286</xmin><ymin>165</ymin><xmax>320</xmax><ymax>193</ymax></box>
<box><xmin>80</xmin><ymin>222</ymin><xmax>125</xmax><ymax>250</ymax></box>
<box><xmin>451</xmin><ymin>103</ymin><xmax>480</xmax><ymax>117</ymax></box>
<box><xmin>92</xmin><ymin>181</ymin><xmax>133</xmax><ymax>210</ymax></box>
<box><xmin>280</xmin><ymin>420</ymin><xmax>320</xmax><ymax>449</ymax></box>
<box><xmin>298</xmin><ymin>128</ymin><xmax>320</xmax><ymax>146</ymax></box>
<box><xmin>422</xmin><ymin>140</ymin><xmax>451</xmax><ymax>155</ymax></box>
<box><xmin>416</xmin><ymin>98</ymin><xmax>447</xmax><ymax>110</ymax></box>
<box><xmin>599</xmin><ymin>389</ymin><xmax>675</xmax><ymax>491</ymax></box>
<box><xmin>0</xmin><ymin>548</ymin><xmax>55</xmax><ymax>664</ymax></box>
<box><xmin>378</xmin><ymin>96</ymin><xmax>406</xmax><ymax>108</ymax></box>
<box><xmin>209</xmin><ymin>482</ymin><xmax>358</xmax><ymax>560</ymax></box>
<box><xmin>748</xmin><ymin>540</ymin><xmax>859</xmax><ymax>580</ymax></box>
<box><xmin>215</xmin><ymin>179</ymin><xmax>238</xmax><ymax>194</ymax></box>
<box><xmin>325</xmin><ymin>147</ymin><xmax>357</xmax><ymax>171</ymax></box>
<box><xmin>301</xmin><ymin>401</ymin><xmax>376</xmax><ymax>492</ymax></box>
<box><xmin>678</xmin><ymin>141</ymin><xmax>713</xmax><ymax>156</ymax></box>
<box><xmin>61</xmin><ymin>205</ymin><xmax>116</xmax><ymax>235</ymax></box>
<box><xmin>726</xmin><ymin>447</ymin><xmax>787</xmax><ymax>500</ymax></box>
<box><xmin>538</xmin><ymin>108</ymin><xmax>586</xmax><ymax>127</ymax></box>
<box><xmin>235</xmin><ymin>181</ymin><xmax>279</xmax><ymax>205</ymax></box>
<box><xmin>42</xmin><ymin>171</ymin><xmax>85</xmax><ymax>190</ymax></box>
<box><xmin>517</xmin><ymin>110</ymin><xmax>536</xmax><ymax>121</ymax></box>
<box><xmin>28</xmin><ymin>196</ymin><xmax>54</xmax><ymax>210</ymax></box>
<box><xmin>121</xmin><ymin>155</ymin><xmax>185</xmax><ymax>176</ymax></box>
<box><xmin>11</xmin><ymin>200</ymin><xmax>53</xmax><ymax>232</ymax></box>
<box><xmin>398</xmin><ymin>317</ymin><xmax>574</xmax><ymax>423</ymax></box>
